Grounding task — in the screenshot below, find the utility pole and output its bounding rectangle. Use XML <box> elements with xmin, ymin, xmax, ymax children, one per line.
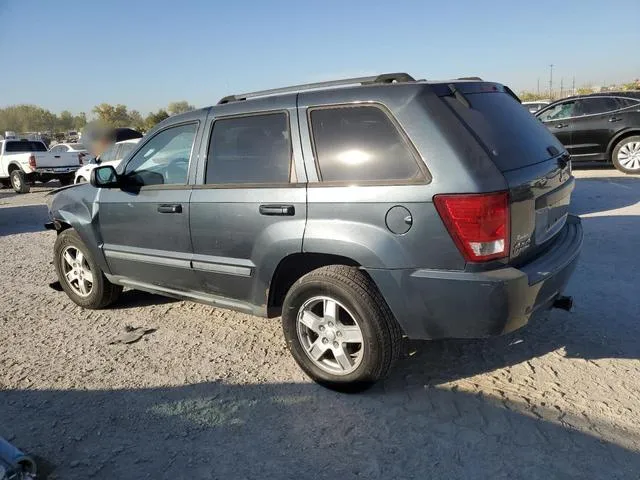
<box><xmin>537</xmin><ymin>78</ymin><xmax>540</xmax><ymax>96</ymax></box>
<box><xmin>549</xmin><ymin>64</ymin><xmax>554</xmax><ymax>99</ymax></box>
<box><xmin>560</xmin><ymin>78</ymin><xmax>564</xmax><ymax>98</ymax></box>
<box><xmin>572</xmin><ymin>76</ymin><xmax>576</xmax><ymax>95</ymax></box>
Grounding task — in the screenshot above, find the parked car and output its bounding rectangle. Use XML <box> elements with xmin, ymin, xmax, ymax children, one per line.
<box><xmin>522</xmin><ymin>100</ymin><xmax>550</xmax><ymax>113</ymax></box>
<box><xmin>74</xmin><ymin>139</ymin><xmax>140</xmax><ymax>183</ymax></box>
<box><xmin>0</xmin><ymin>139</ymin><xmax>82</xmax><ymax>193</ymax></box>
<box><xmin>536</xmin><ymin>92</ymin><xmax>640</xmax><ymax>173</ymax></box>
<box><xmin>47</xmin><ymin>73</ymin><xmax>582</xmax><ymax>390</ymax></box>
<box><xmin>50</xmin><ymin>142</ymin><xmax>93</xmax><ymax>164</ymax></box>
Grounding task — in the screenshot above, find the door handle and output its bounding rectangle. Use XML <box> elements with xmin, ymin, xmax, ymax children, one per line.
<box><xmin>609</xmin><ymin>117</ymin><xmax>622</xmax><ymax>122</ymax></box>
<box><xmin>555</xmin><ymin>123</ymin><xmax>567</xmax><ymax>129</ymax></box>
<box><xmin>259</xmin><ymin>204</ymin><xmax>295</xmax><ymax>216</ymax></box>
<box><xmin>157</xmin><ymin>204</ymin><xmax>182</xmax><ymax>214</ymax></box>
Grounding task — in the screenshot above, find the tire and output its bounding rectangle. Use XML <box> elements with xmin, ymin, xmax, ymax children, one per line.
<box><xmin>53</xmin><ymin>229</ymin><xmax>122</xmax><ymax>309</ymax></box>
<box><xmin>75</xmin><ymin>176</ymin><xmax>87</xmax><ymax>184</ymax></box>
<box><xmin>612</xmin><ymin>135</ymin><xmax>640</xmax><ymax>174</ymax></box>
<box><xmin>58</xmin><ymin>175</ymin><xmax>74</xmax><ymax>186</ymax></box>
<box><xmin>282</xmin><ymin>265</ymin><xmax>402</xmax><ymax>392</ymax></box>
<box><xmin>10</xmin><ymin>169</ymin><xmax>30</xmax><ymax>193</ymax></box>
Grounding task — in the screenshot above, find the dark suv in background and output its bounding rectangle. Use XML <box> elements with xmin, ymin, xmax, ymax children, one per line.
<box><xmin>47</xmin><ymin>73</ymin><xmax>582</xmax><ymax>391</ymax></box>
<box><xmin>536</xmin><ymin>92</ymin><xmax>640</xmax><ymax>173</ymax></box>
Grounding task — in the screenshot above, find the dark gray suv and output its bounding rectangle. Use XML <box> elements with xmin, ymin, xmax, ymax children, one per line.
<box><xmin>47</xmin><ymin>73</ymin><xmax>583</xmax><ymax>391</ymax></box>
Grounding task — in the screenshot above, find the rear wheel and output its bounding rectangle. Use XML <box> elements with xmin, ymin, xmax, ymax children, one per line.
<box><xmin>612</xmin><ymin>136</ymin><xmax>640</xmax><ymax>174</ymax></box>
<box><xmin>54</xmin><ymin>229</ymin><xmax>122</xmax><ymax>309</ymax></box>
<box><xmin>10</xmin><ymin>169</ymin><xmax>30</xmax><ymax>193</ymax></box>
<box><xmin>58</xmin><ymin>175</ymin><xmax>74</xmax><ymax>186</ymax></box>
<box><xmin>282</xmin><ymin>265</ymin><xmax>402</xmax><ymax>392</ymax></box>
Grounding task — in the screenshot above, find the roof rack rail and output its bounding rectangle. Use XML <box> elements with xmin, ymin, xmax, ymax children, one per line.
<box><xmin>217</xmin><ymin>72</ymin><xmax>416</xmax><ymax>104</ymax></box>
<box><xmin>457</xmin><ymin>76</ymin><xmax>483</xmax><ymax>81</ymax></box>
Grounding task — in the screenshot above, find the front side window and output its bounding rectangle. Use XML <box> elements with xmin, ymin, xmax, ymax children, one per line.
<box><xmin>205</xmin><ymin>113</ymin><xmax>291</xmax><ymax>184</ymax></box>
<box><xmin>124</xmin><ymin>123</ymin><xmax>197</xmax><ymax>186</ymax></box>
<box><xmin>309</xmin><ymin>106</ymin><xmax>421</xmax><ymax>183</ymax></box>
<box><xmin>99</xmin><ymin>145</ymin><xmax>117</xmax><ymax>162</ymax></box>
<box><xmin>538</xmin><ymin>101</ymin><xmax>576</xmax><ymax>122</ymax></box>
<box><xmin>117</xmin><ymin>142</ymin><xmax>136</xmax><ymax>162</ymax></box>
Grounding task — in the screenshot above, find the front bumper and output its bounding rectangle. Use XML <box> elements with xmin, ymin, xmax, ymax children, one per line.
<box><xmin>367</xmin><ymin>215</ymin><xmax>583</xmax><ymax>340</ymax></box>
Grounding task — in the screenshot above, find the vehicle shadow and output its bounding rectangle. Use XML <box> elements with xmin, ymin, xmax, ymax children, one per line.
<box><xmin>572</xmin><ymin>175</ymin><xmax>640</xmax><ymax>215</ymax></box>
<box><xmin>110</xmin><ymin>290</ymin><xmax>179</xmax><ymax>310</ymax></box>
<box><xmin>1</xmin><ymin>380</ymin><xmax>638</xmax><ymax>480</ymax></box>
<box><xmin>0</xmin><ymin>204</ymin><xmax>49</xmax><ymax>236</ymax></box>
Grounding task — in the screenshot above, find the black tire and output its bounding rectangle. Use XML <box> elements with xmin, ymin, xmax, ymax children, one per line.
<box><xmin>10</xmin><ymin>169</ymin><xmax>30</xmax><ymax>193</ymax></box>
<box><xmin>282</xmin><ymin>265</ymin><xmax>403</xmax><ymax>392</ymax></box>
<box><xmin>53</xmin><ymin>229</ymin><xmax>122</xmax><ymax>309</ymax></box>
<box><xmin>612</xmin><ymin>135</ymin><xmax>640</xmax><ymax>174</ymax></box>
<box><xmin>58</xmin><ymin>175</ymin><xmax>74</xmax><ymax>186</ymax></box>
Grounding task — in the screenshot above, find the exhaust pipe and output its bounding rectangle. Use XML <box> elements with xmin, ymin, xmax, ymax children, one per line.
<box><xmin>553</xmin><ymin>295</ymin><xmax>573</xmax><ymax>312</ymax></box>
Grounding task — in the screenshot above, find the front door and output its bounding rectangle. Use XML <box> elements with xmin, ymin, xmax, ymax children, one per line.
<box><xmin>539</xmin><ymin>99</ymin><xmax>579</xmax><ymax>153</ymax></box>
<box><xmin>189</xmin><ymin>102</ymin><xmax>307</xmax><ymax>310</ymax></box>
<box><xmin>98</xmin><ymin>121</ymin><xmax>201</xmax><ymax>291</ymax></box>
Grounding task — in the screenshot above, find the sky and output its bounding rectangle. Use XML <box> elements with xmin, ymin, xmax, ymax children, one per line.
<box><xmin>0</xmin><ymin>0</ymin><xmax>638</xmax><ymax>115</ymax></box>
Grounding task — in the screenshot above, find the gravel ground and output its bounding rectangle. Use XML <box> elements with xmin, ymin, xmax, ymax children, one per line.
<box><xmin>1</xmin><ymin>168</ymin><xmax>639</xmax><ymax>479</ymax></box>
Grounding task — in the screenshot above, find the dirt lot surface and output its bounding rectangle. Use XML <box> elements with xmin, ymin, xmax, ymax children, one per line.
<box><xmin>1</xmin><ymin>168</ymin><xmax>639</xmax><ymax>479</ymax></box>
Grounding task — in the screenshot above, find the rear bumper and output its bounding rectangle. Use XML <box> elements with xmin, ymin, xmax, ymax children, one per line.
<box><xmin>366</xmin><ymin>215</ymin><xmax>583</xmax><ymax>340</ymax></box>
<box><xmin>33</xmin><ymin>166</ymin><xmax>79</xmax><ymax>175</ymax></box>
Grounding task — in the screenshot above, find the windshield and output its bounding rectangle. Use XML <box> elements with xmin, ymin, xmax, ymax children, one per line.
<box><xmin>5</xmin><ymin>140</ymin><xmax>48</xmax><ymax>152</ymax></box>
<box><xmin>443</xmin><ymin>91</ymin><xmax>565</xmax><ymax>171</ymax></box>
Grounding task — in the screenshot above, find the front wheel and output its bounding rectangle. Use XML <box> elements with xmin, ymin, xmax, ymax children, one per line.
<box><xmin>10</xmin><ymin>169</ymin><xmax>30</xmax><ymax>193</ymax></box>
<box><xmin>612</xmin><ymin>136</ymin><xmax>640</xmax><ymax>174</ymax></box>
<box><xmin>53</xmin><ymin>229</ymin><xmax>122</xmax><ymax>309</ymax></box>
<box><xmin>282</xmin><ymin>265</ymin><xmax>402</xmax><ymax>392</ymax></box>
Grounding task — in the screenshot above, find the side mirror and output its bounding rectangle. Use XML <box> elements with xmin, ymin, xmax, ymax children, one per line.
<box><xmin>90</xmin><ymin>165</ymin><xmax>119</xmax><ymax>188</ymax></box>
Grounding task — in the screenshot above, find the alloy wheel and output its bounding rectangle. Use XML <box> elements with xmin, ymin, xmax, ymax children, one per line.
<box><xmin>618</xmin><ymin>141</ymin><xmax>640</xmax><ymax>171</ymax></box>
<box><xmin>61</xmin><ymin>246</ymin><xmax>94</xmax><ymax>297</ymax></box>
<box><xmin>296</xmin><ymin>296</ymin><xmax>364</xmax><ymax>375</ymax></box>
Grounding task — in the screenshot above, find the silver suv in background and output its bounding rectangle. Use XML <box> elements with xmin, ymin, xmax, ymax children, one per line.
<box><xmin>47</xmin><ymin>73</ymin><xmax>582</xmax><ymax>391</ymax></box>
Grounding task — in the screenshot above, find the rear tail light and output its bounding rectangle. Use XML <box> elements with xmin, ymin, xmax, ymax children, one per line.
<box><xmin>28</xmin><ymin>154</ymin><xmax>36</xmax><ymax>169</ymax></box>
<box><xmin>434</xmin><ymin>191</ymin><xmax>510</xmax><ymax>262</ymax></box>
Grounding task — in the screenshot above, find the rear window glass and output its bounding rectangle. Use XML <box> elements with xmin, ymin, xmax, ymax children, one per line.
<box><xmin>69</xmin><ymin>143</ymin><xmax>85</xmax><ymax>150</ymax></box>
<box><xmin>5</xmin><ymin>141</ymin><xmax>47</xmax><ymax>152</ymax></box>
<box><xmin>444</xmin><ymin>91</ymin><xmax>565</xmax><ymax>171</ymax></box>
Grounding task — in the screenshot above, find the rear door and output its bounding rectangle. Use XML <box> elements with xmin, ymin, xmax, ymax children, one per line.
<box><xmin>441</xmin><ymin>84</ymin><xmax>574</xmax><ymax>262</ymax></box>
<box><xmin>569</xmin><ymin>97</ymin><xmax>621</xmax><ymax>159</ymax></box>
<box><xmin>98</xmin><ymin>120</ymin><xmax>202</xmax><ymax>290</ymax></box>
<box><xmin>189</xmin><ymin>99</ymin><xmax>307</xmax><ymax>308</ymax></box>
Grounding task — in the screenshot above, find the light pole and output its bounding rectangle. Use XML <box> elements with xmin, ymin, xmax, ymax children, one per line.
<box><xmin>549</xmin><ymin>64</ymin><xmax>554</xmax><ymax>99</ymax></box>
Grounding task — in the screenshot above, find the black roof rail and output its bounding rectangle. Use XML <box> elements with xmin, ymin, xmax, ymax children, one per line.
<box><xmin>217</xmin><ymin>72</ymin><xmax>416</xmax><ymax>104</ymax></box>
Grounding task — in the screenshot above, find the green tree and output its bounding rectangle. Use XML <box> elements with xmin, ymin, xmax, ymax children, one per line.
<box><xmin>92</xmin><ymin>103</ymin><xmax>132</xmax><ymax>127</ymax></box>
<box><xmin>167</xmin><ymin>101</ymin><xmax>195</xmax><ymax>116</ymax></box>
<box><xmin>58</xmin><ymin>110</ymin><xmax>74</xmax><ymax>131</ymax></box>
<box><xmin>519</xmin><ymin>91</ymin><xmax>549</xmax><ymax>102</ymax></box>
<box><xmin>128</xmin><ymin>110</ymin><xmax>145</xmax><ymax>132</ymax></box>
<box><xmin>145</xmin><ymin>109</ymin><xmax>169</xmax><ymax>131</ymax></box>
<box><xmin>72</xmin><ymin>112</ymin><xmax>87</xmax><ymax>131</ymax></box>
<box><xmin>576</xmin><ymin>86</ymin><xmax>595</xmax><ymax>95</ymax></box>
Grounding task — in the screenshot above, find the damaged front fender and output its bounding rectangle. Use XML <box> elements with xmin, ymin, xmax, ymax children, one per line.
<box><xmin>46</xmin><ymin>184</ymin><xmax>111</xmax><ymax>274</ymax></box>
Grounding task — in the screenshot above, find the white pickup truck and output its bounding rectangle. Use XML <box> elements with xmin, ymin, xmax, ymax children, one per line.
<box><xmin>0</xmin><ymin>139</ymin><xmax>82</xmax><ymax>193</ymax></box>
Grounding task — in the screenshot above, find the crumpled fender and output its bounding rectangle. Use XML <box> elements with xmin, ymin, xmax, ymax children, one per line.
<box><xmin>46</xmin><ymin>184</ymin><xmax>111</xmax><ymax>273</ymax></box>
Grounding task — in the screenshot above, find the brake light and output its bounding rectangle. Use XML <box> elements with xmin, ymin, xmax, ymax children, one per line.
<box><xmin>434</xmin><ymin>191</ymin><xmax>510</xmax><ymax>262</ymax></box>
<box><xmin>28</xmin><ymin>154</ymin><xmax>36</xmax><ymax>169</ymax></box>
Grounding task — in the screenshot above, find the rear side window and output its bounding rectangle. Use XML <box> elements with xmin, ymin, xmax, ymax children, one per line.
<box><xmin>309</xmin><ymin>106</ymin><xmax>422</xmax><ymax>183</ymax></box>
<box><xmin>206</xmin><ymin>113</ymin><xmax>292</xmax><ymax>184</ymax></box>
<box><xmin>577</xmin><ymin>97</ymin><xmax>619</xmax><ymax>116</ymax></box>
<box><xmin>617</xmin><ymin>97</ymin><xmax>640</xmax><ymax>109</ymax></box>
<box><xmin>445</xmin><ymin>91</ymin><xmax>565</xmax><ymax>171</ymax></box>
<box><xmin>5</xmin><ymin>141</ymin><xmax>47</xmax><ymax>152</ymax></box>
